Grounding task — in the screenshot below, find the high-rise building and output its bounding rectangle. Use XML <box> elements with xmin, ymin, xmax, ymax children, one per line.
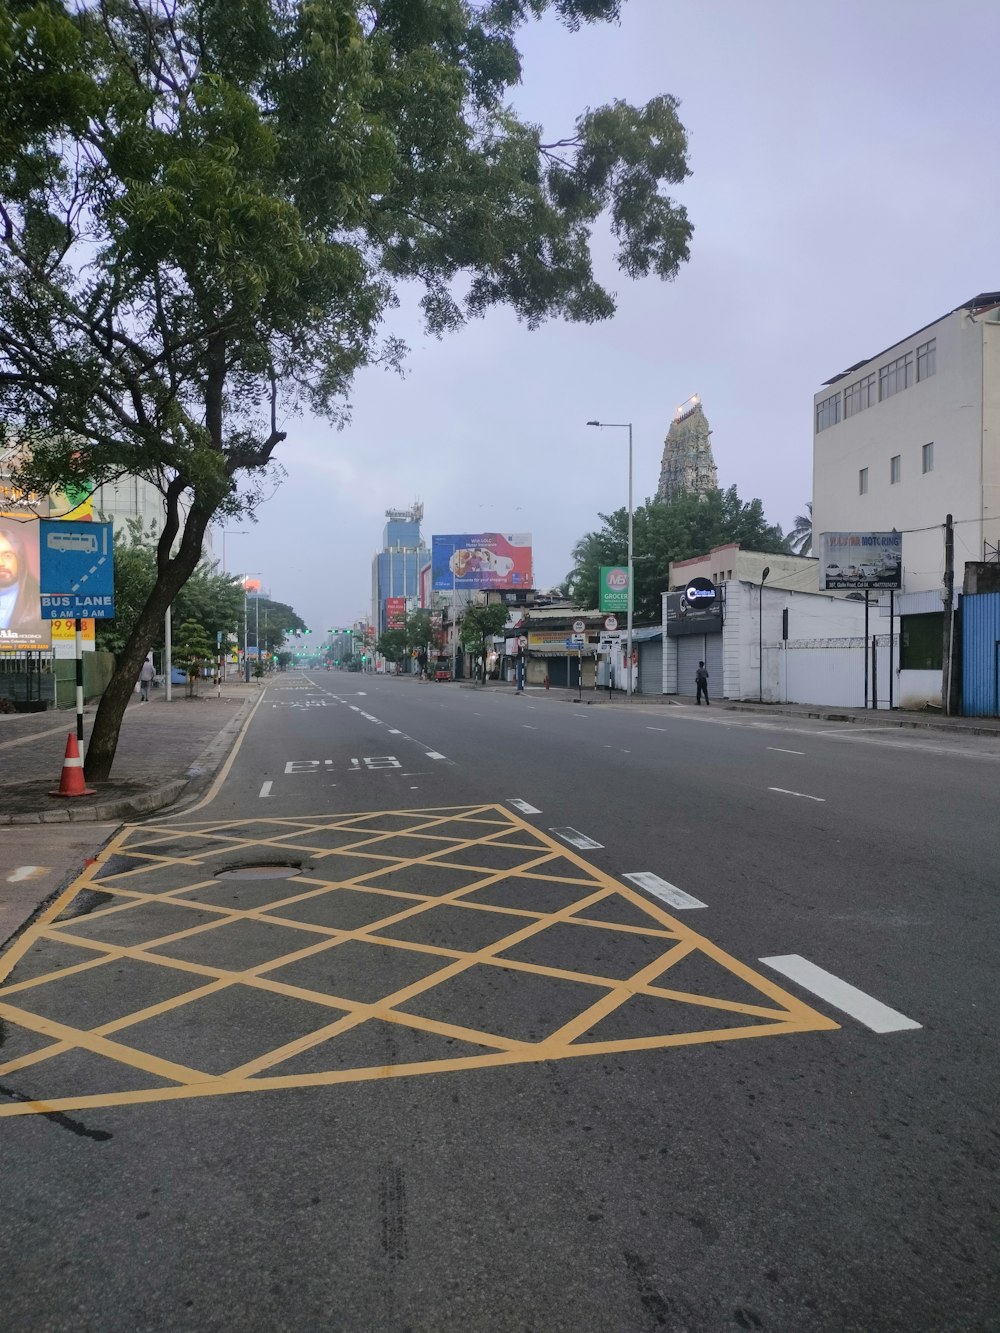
<box><xmin>371</xmin><ymin>502</ymin><xmax>429</xmax><ymax>635</ymax></box>
<box><xmin>656</xmin><ymin>395</ymin><xmax>719</xmax><ymax>504</ymax></box>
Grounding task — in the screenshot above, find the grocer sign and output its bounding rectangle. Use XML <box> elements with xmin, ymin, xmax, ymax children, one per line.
<box><xmin>819</xmin><ymin>531</ymin><xmax>902</xmax><ymax>590</ymax></box>
<box><xmin>599</xmin><ymin>566</ymin><xmax>629</xmax><ymax>612</ymax></box>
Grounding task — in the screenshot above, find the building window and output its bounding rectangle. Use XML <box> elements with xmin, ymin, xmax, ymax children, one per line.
<box><xmin>922</xmin><ymin>441</ymin><xmax>934</xmax><ymax>474</ymax></box>
<box><xmin>844</xmin><ymin>373</ymin><xmax>876</xmax><ymax>418</ymax></box>
<box><xmin>900</xmin><ymin>613</ymin><xmax>943</xmax><ymax>670</ymax></box>
<box><xmin>879</xmin><ymin>352</ymin><xmax>914</xmax><ymax>401</ymax></box>
<box><xmin>890</xmin><ymin>454</ymin><xmax>901</xmax><ymax>484</ymax></box>
<box><xmin>917</xmin><ymin>338</ymin><xmax>936</xmax><ymax>382</ymax></box>
<box><xmin>859</xmin><ymin>467</ymin><xmax>869</xmax><ymax>495</ymax></box>
<box><xmin>816</xmin><ymin>392</ymin><xmax>841</xmax><ymax>432</ymax></box>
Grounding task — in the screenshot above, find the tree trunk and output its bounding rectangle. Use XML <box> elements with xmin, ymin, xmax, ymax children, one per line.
<box><xmin>84</xmin><ymin>505</ymin><xmax>211</xmax><ymax>781</ymax></box>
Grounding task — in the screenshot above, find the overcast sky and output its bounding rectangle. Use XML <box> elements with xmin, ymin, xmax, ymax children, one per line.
<box><xmin>228</xmin><ymin>0</ymin><xmax>1000</xmax><ymax>635</ymax></box>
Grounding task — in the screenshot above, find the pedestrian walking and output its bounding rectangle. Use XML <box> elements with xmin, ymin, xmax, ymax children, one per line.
<box><xmin>139</xmin><ymin>656</ymin><xmax>155</xmax><ymax>702</ymax></box>
<box><xmin>695</xmin><ymin>660</ymin><xmax>710</xmax><ymax>705</ymax></box>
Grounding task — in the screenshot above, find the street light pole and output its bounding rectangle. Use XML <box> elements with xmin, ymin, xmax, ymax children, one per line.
<box><xmin>587</xmin><ymin>420</ymin><xmax>634</xmax><ymax>699</ymax></box>
<box><xmin>759</xmin><ymin>566</ymin><xmax>770</xmax><ymax>703</ymax></box>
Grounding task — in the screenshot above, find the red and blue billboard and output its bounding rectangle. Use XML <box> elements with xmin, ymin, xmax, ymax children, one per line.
<box><xmin>432</xmin><ymin>533</ymin><xmax>532</xmax><ymax>591</ymax></box>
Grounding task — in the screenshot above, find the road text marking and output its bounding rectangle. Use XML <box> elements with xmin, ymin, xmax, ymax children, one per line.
<box><xmin>760</xmin><ymin>955</ymin><xmax>921</xmax><ymax>1034</ymax></box>
<box><xmin>549</xmin><ymin>826</ymin><xmax>603</xmax><ymax>850</ymax></box>
<box><xmin>768</xmin><ymin>787</ymin><xmax>825</xmax><ymax>802</ymax></box>
<box><xmin>623</xmin><ymin>873</ymin><xmax>707</xmax><ymax>910</ymax></box>
<box><xmin>259</xmin><ymin>782</ymin><xmax>272</xmax><ymax>799</ymax></box>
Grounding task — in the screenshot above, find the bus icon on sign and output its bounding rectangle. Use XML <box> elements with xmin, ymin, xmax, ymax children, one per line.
<box><xmin>47</xmin><ymin>530</ymin><xmax>98</xmax><ymax>554</ymax></box>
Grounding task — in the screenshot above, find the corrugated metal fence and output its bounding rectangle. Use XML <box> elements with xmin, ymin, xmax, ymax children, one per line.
<box><xmin>961</xmin><ymin>592</ymin><xmax>1000</xmax><ymax>717</ymax></box>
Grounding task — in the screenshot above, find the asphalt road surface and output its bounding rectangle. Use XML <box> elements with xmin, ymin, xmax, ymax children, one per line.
<box><xmin>1</xmin><ymin>672</ymin><xmax>996</xmax><ymax>1332</ymax></box>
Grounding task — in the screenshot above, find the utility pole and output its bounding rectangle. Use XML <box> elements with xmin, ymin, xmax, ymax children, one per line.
<box><xmin>941</xmin><ymin>513</ymin><xmax>954</xmax><ymax>715</ymax></box>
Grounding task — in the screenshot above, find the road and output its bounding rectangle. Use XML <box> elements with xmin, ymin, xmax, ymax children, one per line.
<box><xmin>1</xmin><ymin>672</ymin><xmax>996</xmax><ymax>1331</ymax></box>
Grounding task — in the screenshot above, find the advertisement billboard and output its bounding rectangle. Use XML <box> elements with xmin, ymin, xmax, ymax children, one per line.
<box><xmin>385</xmin><ymin>597</ymin><xmax>406</xmax><ymax>629</ymax></box>
<box><xmin>432</xmin><ymin>533</ymin><xmax>532</xmax><ymax>590</ymax></box>
<box><xmin>0</xmin><ymin>515</ymin><xmax>50</xmax><ymax>650</ymax></box>
<box><xmin>599</xmin><ymin>566</ymin><xmax>630</xmax><ymax>612</ymax></box>
<box><xmin>819</xmin><ymin>531</ymin><xmax>903</xmax><ymax>590</ymax></box>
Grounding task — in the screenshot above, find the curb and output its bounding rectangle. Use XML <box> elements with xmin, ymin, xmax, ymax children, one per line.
<box><xmin>720</xmin><ymin>703</ymin><xmax>1000</xmax><ymax>739</ymax></box>
<box><xmin>1</xmin><ymin>696</ymin><xmax>255</xmax><ymax>826</ymax></box>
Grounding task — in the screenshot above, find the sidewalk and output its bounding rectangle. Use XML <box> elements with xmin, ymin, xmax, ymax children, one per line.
<box><xmin>0</xmin><ymin>679</ymin><xmax>260</xmax><ymax>825</ymax></box>
<box><xmin>0</xmin><ymin>681</ymin><xmax>259</xmax><ymax>948</ymax></box>
<box><xmin>459</xmin><ymin>678</ymin><xmax>1000</xmax><ymax>737</ymax></box>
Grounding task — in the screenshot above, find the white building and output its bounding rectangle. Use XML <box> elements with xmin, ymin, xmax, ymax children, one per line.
<box><xmin>812</xmin><ymin>291</ymin><xmax>1000</xmax><ymax>708</ymax></box>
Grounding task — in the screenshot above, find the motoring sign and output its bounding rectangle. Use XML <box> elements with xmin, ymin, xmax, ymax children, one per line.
<box><xmin>819</xmin><ymin>531</ymin><xmax>902</xmax><ymax>590</ymax></box>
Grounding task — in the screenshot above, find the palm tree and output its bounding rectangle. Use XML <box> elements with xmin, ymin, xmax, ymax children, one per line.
<box><xmin>788</xmin><ymin>502</ymin><xmax>813</xmax><ymax>555</ymax></box>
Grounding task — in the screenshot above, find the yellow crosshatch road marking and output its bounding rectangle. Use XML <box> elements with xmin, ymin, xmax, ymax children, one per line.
<box><xmin>0</xmin><ymin>804</ymin><xmax>838</xmax><ymax>1118</ymax></box>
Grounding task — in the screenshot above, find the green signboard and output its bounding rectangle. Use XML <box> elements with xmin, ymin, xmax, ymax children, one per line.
<box><xmin>599</xmin><ymin>566</ymin><xmax>630</xmax><ymax>612</ymax></box>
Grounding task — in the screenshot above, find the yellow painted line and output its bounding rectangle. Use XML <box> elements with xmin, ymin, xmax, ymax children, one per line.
<box><xmin>0</xmin><ymin>802</ymin><xmax>839</xmax><ymax>1119</ymax></box>
<box><xmin>156</xmin><ymin>684</ymin><xmax>270</xmax><ymax>817</ymax></box>
<box><xmin>0</xmin><ymin>1000</ymin><xmax>217</xmax><ymax>1086</ymax></box>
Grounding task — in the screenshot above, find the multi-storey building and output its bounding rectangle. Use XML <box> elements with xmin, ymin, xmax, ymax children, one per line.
<box><xmin>812</xmin><ymin>292</ymin><xmax>1000</xmax><ymax>708</ymax></box>
<box><xmin>370</xmin><ymin>503</ymin><xmax>430</xmax><ymax>635</ymax></box>
<box><xmin>813</xmin><ymin>292</ymin><xmax>1000</xmax><ymax>594</ymax></box>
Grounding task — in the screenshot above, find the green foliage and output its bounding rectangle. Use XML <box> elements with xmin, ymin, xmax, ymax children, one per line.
<box><xmin>95</xmin><ymin>519</ymin><xmax>247</xmax><ymax>657</ymax></box>
<box><xmin>404</xmin><ymin>610</ymin><xmax>434</xmax><ymax>653</ymax></box>
<box><xmin>0</xmin><ymin>0</ymin><xmax>692</xmax><ymax>777</ymax></box>
<box><xmin>788</xmin><ymin>502</ymin><xmax>813</xmax><ymax>556</ymax></box>
<box><xmin>172</xmin><ymin>618</ymin><xmax>215</xmax><ymax>695</ymax></box>
<box><xmin>376</xmin><ymin>627</ymin><xmax>408</xmax><ymax>664</ymax></box>
<box><xmin>567</xmin><ymin>487</ymin><xmax>790</xmax><ymax>623</ymax></box>
<box><xmin>459</xmin><ymin>602</ymin><xmax>510</xmax><ymax>682</ymax></box>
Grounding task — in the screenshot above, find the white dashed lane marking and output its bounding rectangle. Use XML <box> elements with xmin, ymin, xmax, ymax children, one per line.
<box><xmin>769</xmin><ymin>787</ymin><xmax>825</xmax><ymax>802</ymax></box>
<box><xmin>622</xmin><ymin>873</ymin><xmax>707</xmax><ymax>910</ymax></box>
<box><xmin>549</xmin><ymin>827</ymin><xmax>603</xmax><ymax>850</ymax></box>
<box><xmin>768</xmin><ymin>747</ymin><xmax>805</xmax><ymax>755</ymax></box>
<box><xmin>508</xmin><ymin>799</ymin><xmax>541</xmax><ymax>815</ymax></box>
<box><xmin>761</xmin><ymin>956</ymin><xmax>921</xmax><ymax>1034</ymax></box>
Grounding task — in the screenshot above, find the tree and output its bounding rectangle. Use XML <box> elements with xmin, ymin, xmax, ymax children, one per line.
<box><xmin>95</xmin><ymin>519</ymin><xmax>246</xmax><ymax>658</ymax></box>
<box><xmin>172</xmin><ymin>618</ymin><xmax>215</xmax><ymax>697</ymax></box>
<box><xmin>788</xmin><ymin>502</ymin><xmax>813</xmax><ymax>556</ymax></box>
<box><xmin>566</xmin><ymin>486</ymin><xmax>789</xmax><ymax>623</ymax></box>
<box><xmin>0</xmin><ymin>0</ymin><xmax>692</xmax><ymax>777</ymax></box>
<box><xmin>375</xmin><ymin>628</ymin><xmax>408</xmax><ymax>666</ymax></box>
<box><xmin>459</xmin><ymin>603</ymin><xmax>510</xmax><ymax>683</ymax></box>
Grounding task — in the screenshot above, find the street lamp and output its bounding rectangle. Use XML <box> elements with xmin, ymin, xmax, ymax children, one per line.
<box><xmin>587</xmin><ymin>420</ymin><xmax>634</xmax><ymax>699</ymax></box>
<box><xmin>242</xmin><ymin>572</ymin><xmax>262</xmax><ymax>682</ymax></box>
<box><xmin>221</xmin><ymin>529</ymin><xmax>247</xmax><ymax>574</ymax></box>
<box><xmin>759</xmin><ymin>566</ymin><xmax>770</xmax><ymax>703</ymax></box>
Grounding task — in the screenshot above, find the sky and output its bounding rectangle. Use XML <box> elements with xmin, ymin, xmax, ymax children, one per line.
<box><xmin>227</xmin><ymin>0</ymin><xmax>1000</xmax><ymax>635</ymax></box>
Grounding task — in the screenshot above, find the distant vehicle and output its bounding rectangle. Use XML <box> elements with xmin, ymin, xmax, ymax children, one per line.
<box><xmin>431</xmin><ymin>656</ymin><xmax>452</xmax><ymax>682</ymax></box>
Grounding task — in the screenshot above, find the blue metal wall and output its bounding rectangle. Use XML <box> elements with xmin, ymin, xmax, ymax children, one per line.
<box><xmin>961</xmin><ymin>592</ymin><xmax>1000</xmax><ymax>716</ymax></box>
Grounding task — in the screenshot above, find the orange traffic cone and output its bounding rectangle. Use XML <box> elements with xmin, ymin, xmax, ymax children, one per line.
<box><xmin>50</xmin><ymin>732</ymin><xmax>96</xmax><ymax>798</ymax></box>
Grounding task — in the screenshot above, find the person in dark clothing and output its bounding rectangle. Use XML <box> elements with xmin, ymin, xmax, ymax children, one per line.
<box><xmin>695</xmin><ymin>660</ymin><xmax>710</xmax><ymax>705</ymax></box>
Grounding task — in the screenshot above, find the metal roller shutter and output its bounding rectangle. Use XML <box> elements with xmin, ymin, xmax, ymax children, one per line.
<box><xmin>677</xmin><ymin>632</ymin><xmax>723</xmax><ymax>698</ymax></box>
<box><xmin>636</xmin><ymin>639</ymin><xmax>663</xmax><ymax>694</ymax></box>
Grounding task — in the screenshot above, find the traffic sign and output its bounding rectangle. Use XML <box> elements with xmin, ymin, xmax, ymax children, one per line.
<box><xmin>572</xmin><ymin>619</ymin><xmax>586</xmax><ymax>634</ymax></box>
<box><xmin>604</xmin><ymin>615</ymin><xmax>618</xmax><ymax>631</ymax></box>
<box><xmin>517</xmin><ymin>635</ymin><xmax>528</xmax><ymax>649</ymax></box>
<box><xmin>565</xmin><ymin>636</ymin><xmax>586</xmax><ymax>649</ymax></box>
<box><xmin>38</xmin><ymin>521</ymin><xmax>115</xmax><ymax>620</ymax></box>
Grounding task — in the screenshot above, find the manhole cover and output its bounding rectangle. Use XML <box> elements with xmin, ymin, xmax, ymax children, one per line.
<box><xmin>215</xmin><ymin>864</ymin><xmax>301</xmax><ymax>881</ymax></box>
